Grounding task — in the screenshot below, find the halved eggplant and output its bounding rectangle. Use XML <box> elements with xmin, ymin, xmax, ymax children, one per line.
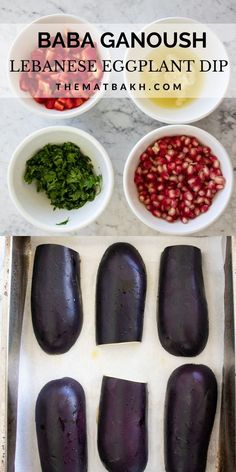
<box><xmin>158</xmin><ymin>245</ymin><xmax>208</xmax><ymax>356</ymax></box>
<box><xmin>164</xmin><ymin>364</ymin><xmax>217</xmax><ymax>472</ymax></box>
<box><xmin>98</xmin><ymin>376</ymin><xmax>148</xmax><ymax>472</ymax></box>
<box><xmin>36</xmin><ymin>377</ymin><xmax>87</xmax><ymax>472</ymax></box>
<box><xmin>31</xmin><ymin>244</ymin><xmax>83</xmax><ymax>354</ymax></box>
<box><xmin>96</xmin><ymin>243</ymin><xmax>146</xmax><ymax>345</ymax></box>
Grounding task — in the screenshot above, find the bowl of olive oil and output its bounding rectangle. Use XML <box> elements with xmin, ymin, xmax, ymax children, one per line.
<box><xmin>124</xmin><ymin>18</ymin><xmax>230</xmax><ymax>124</ymax></box>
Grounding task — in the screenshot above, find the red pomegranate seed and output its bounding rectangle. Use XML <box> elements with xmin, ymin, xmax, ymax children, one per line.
<box><xmin>148</xmin><ymin>188</ymin><xmax>155</xmax><ymax>195</ymax></box>
<box><xmin>187</xmin><ymin>165</ymin><xmax>194</xmax><ymax>175</ymax></box>
<box><xmin>146</xmin><ymin>173</ymin><xmax>155</xmax><ymax>181</ymax></box>
<box><xmin>169</xmin><ymin>175</ymin><xmax>178</xmax><ymax>182</ymax></box>
<box><xmin>196</xmin><ymin>154</ymin><xmax>202</xmax><ymax>162</ymax></box>
<box><xmin>203</xmin><ymin>146</ymin><xmax>211</xmax><ymax>155</ymax></box>
<box><xmin>140</xmin><ymin>153</ymin><xmax>148</xmax><ymax>161</ymax></box>
<box><xmin>199</xmin><ymin>190</ymin><xmax>205</xmax><ymax>197</ymax></box>
<box><xmin>168</xmin><ymin>162</ymin><xmax>176</xmax><ymax>171</ymax></box>
<box><xmin>143</xmin><ymin>160</ymin><xmax>152</xmax><ymax>170</ymax></box>
<box><xmin>184</xmin><ymin>191</ymin><xmax>194</xmax><ymax>201</ymax></box>
<box><xmin>144</xmin><ymin>196</ymin><xmax>151</xmax><ymax>204</ymax></box>
<box><xmin>150</xmin><ymin>193</ymin><xmax>158</xmax><ymax>201</ymax></box>
<box><xmin>190</xmin><ymin>148</ymin><xmax>197</xmax><ymax>157</ymax></box>
<box><xmin>168</xmin><ymin>189</ymin><xmax>179</xmax><ymax>198</ymax></box>
<box><xmin>192</xmin><ymin>138</ymin><xmax>199</xmax><ymax>147</ymax></box>
<box><xmin>213</xmin><ymin>159</ymin><xmax>220</xmax><ymax>168</ymax></box>
<box><xmin>147</xmin><ymin>146</ymin><xmax>155</xmax><ymax>156</ymax></box>
<box><xmin>152</xmin><ymin>210</ymin><xmax>161</xmax><ymax>217</ymax></box>
<box><xmin>185</xmin><ymin>200</ymin><xmax>192</xmax><ymax>208</ymax></box>
<box><xmin>152</xmin><ymin>200</ymin><xmax>161</xmax><ymax>208</ymax></box>
<box><xmin>152</xmin><ymin>144</ymin><xmax>160</xmax><ymax>154</ymax></box>
<box><xmin>137</xmin><ymin>184</ymin><xmax>144</xmax><ymax>192</ymax></box>
<box><xmin>168</xmin><ymin>208</ymin><xmax>176</xmax><ymax>216</ymax></box>
<box><xmin>214</xmin><ymin>176</ymin><xmax>225</xmax><ymax>185</ymax></box>
<box><xmin>167</xmin><ymin>148</ymin><xmax>175</xmax><ymax>156</ymax></box>
<box><xmin>161</xmin><ymin>172</ymin><xmax>169</xmax><ymax>181</ymax></box>
<box><xmin>184</xmin><ymin>137</ymin><xmax>191</xmax><ymax>145</ymax></box>
<box><xmin>196</xmin><ymin>197</ymin><xmax>204</xmax><ymax>204</ymax></box>
<box><xmin>158</xmin><ymin>184</ymin><xmax>164</xmax><ymax>191</ymax></box>
<box><xmin>171</xmin><ymin>199</ymin><xmax>178</xmax><ymax>209</ymax></box>
<box><xmin>193</xmin><ymin>184</ymin><xmax>201</xmax><ymax>193</ymax></box>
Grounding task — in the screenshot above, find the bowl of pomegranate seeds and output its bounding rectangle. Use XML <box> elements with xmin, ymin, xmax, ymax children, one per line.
<box><xmin>123</xmin><ymin>125</ymin><xmax>233</xmax><ymax>234</ymax></box>
<box><xmin>9</xmin><ymin>14</ymin><xmax>109</xmax><ymax>118</ymax></box>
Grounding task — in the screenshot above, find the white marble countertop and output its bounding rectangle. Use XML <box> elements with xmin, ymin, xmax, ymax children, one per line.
<box><xmin>0</xmin><ymin>0</ymin><xmax>236</xmax><ymax>236</ymax></box>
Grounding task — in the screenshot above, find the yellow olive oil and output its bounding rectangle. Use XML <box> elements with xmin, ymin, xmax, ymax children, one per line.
<box><xmin>141</xmin><ymin>47</ymin><xmax>204</xmax><ymax>109</ymax></box>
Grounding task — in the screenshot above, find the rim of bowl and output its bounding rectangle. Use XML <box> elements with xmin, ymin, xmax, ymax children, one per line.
<box><xmin>123</xmin><ymin>124</ymin><xmax>234</xmax><ymax>235</ymax></box>
<box><xmin>8</xmin><ymin>126</ymin><xmax>114</xmax><ymax>232</ymax></box>
<box><xmin>123</xmin><ymin>17</ymin><xmax>230</xmax><ymax>124</ymax></box>
<box><xmin>8</xmin><ymin>14</ymin><xmax>110</xmax><ymax>119</ymax></box>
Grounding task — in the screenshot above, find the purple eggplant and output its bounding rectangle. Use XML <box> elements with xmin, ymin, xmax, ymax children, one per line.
<box><xmin>31</xmin><ymin>244</ymin><xmax>83</xmax><ymax>354</ymax></box>
<box><xmin>164</xmin><ymin>364</ymin><xmax>217</xmax><ymax>472</ymax></box>
<box><xmin>96</xmin><ymin>243</ymin><xmax>146</xmax><ymax>345</ymax></box>
<box><xmin>98</xmin><ymin>376</ymin><xmax>148</xmax><ymax>472</ymax></box>
<box><xmin>36</xmin><ymin>377</ymin><xmax>87</xmax><ymax>472</ymax></box>
<box><xmin>158</xmin><ymin>245</ymin><xmax>208</xmax><ymax>356</ymax></box>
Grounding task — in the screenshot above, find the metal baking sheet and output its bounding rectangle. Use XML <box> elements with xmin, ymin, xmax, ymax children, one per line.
<box><xmin>2</xmin><ymin>236</ymin><xmax>235</xmax><ymax>472</ymax></box>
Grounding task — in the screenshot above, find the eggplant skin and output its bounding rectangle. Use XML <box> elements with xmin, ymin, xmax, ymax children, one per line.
<box><xmin>98</xmin><ymin>376</ymin><xmax>148</xmax><ymax>472</ymax></box>
<box><xmin>31</xmin><ymin>244</ymin><xmax>83</xmax><ymax>354</ymax></box>
<box><xmin>158</xmin><ymin>245</ymin><xmax>208</xmax><ymax>356</ymax></box>
<box><xmin>164</xmin><ymin>364</ymin><xmax>217</xmax><ymax>472</ymax></box>
<box><xmin>36</xmin><ymin>377</ymin><xmax>87</xmax><ymax>472</ymax></box>
<box><xmin>96</xmin><ymin>243</ymin><xmax>147</xmax><ymax>345</ymax></box>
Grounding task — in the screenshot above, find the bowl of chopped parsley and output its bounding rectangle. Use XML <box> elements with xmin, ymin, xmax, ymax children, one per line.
<box><xmin>8</xmin><ymin>126</ymin><xmax>114</xmax><ymax>232</ymax></box>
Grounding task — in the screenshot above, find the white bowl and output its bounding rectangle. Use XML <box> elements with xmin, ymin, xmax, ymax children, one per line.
<box><xmin>8</xmin><ymin>14</ymin><xmax>110</xmax><ymax>119</ymax></box>
<box><xmin>123</xmin><ymin>125</ymin><xmax>233</xmax><ymax>235</ymax></box>
<box><xmin>124</xmin><ymin>17</ymin><xmax>230</xmax><ymax>124</ymax></box>
<box><xmin>8</xmin><ymin>126</ymin><xmax>114</xmax><ymax>232</ymax></box>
